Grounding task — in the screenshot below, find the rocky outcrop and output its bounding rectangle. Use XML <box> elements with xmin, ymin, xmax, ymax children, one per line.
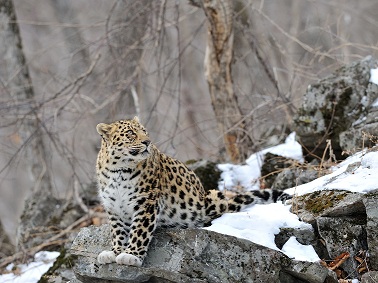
<box><xmin>293</xmin><ymin>189</ymin><xmax>378</xmax><ymax>279</ymax></box>
<box><xmin>71</xmin><ymin>225</ymin><xmax>336</xmax><ymax>283</ymax></box>
<box><xmin>293</xmin><ymin>56</ymin><xmax>378</xmax><ymax>161</ymax></box>
<box><xmin>271</xmin><ymin>166</ymin><xmax>318</xmax><ymax>191</ymax></box>
<box><xmin>260</xmin><ymin>153</ymin><xmax>296</xmax><ymax>189</ymax></box>
<box><xmin>259</xmin><ymin>152</ymin><xmax>319</xmax><ymax>191</ymax></box>
<box><xmin>363</xmin><ymin>191</ymin><xmax>378</xmax><ymax>270</ymax></box>
<box><xmin>339</xmin><ymin>84</ymin><xmax>378</xmax><ymax>153</ymax></box>
<box><xmin>361</xmin><ymin>271</ymin><xmax>378</xmax><ymax>283</ymax></box>
<box><xmin>66</xmin><ymin>149</ymin><xmax>378</xmax><ymax>282</ymax></box>
<box><xmin>16</xmin><ymin>183</ymin><xmax>99</xmax><ymax>250</ymax></box>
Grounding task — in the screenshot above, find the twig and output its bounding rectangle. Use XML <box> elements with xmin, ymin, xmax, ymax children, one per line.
<box><xmin>329</xmin><ymin>252</ymin><xmax>350</xmax><ymax>271</ymax></box>
<box><xmin>74</xmin><ymin>178</ymin><xmax>89</xmax><ymax>214</ymax></box>
<box><xmin>130</xmin><ymin>85</ymin><xmax>140</xmax><ymax>118</ymax></box>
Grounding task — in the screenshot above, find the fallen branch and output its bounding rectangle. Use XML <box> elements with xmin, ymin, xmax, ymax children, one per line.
<box><xmin>329</xmin><ymin>252</ymin><xmax>350</xmax><ymax>271</ymax></box>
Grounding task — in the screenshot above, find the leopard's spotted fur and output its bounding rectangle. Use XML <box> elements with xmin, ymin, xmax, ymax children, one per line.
<box><xmin>96</xmin><ymin>117</ymin><xmax>291</xmax><ymax>266</ymax></box>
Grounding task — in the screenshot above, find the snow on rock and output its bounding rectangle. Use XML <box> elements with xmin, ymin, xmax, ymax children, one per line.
<box><xmin>285</xmin><ymin>150</ymin><xmax>378</xmax><ymax>196</ymax></box>
<box><xmin>205</xmin><ymin>202</ymin><xmax>318</xmax><ymax>261</ymax></box>
<box><xmin>370</xmin><ymin>68</ymin><xmax>378</xmax><ymax>85</ymax></box>
<box><xmin>0</xmin><ymin>251</ymin><xmax>60</xmax><ymax>283</ymax></box>
<box><xmin>214</xmin><ymin>130</ymin><xmax>378</xmax><ymax>265</ymax></box>
<box><xmin>218</xmin><ymin>132</ymin><xmax>303</xmax><ymax>191</ymax></box>
<box><xmin>281</xmin><ymin>236</ymin><xmax>320</xmax><ymax>262</ymax></box>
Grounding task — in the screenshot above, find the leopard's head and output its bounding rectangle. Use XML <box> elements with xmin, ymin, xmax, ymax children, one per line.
<box><xmin>96</xmin><ymin>117</ymin><xmax>152</xmax><ymax>165</ymax></box>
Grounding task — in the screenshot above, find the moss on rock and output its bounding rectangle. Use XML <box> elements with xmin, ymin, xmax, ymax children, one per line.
<box><xmin>303</xmin><ymin>190</ymin><xmax>348</xmax><ymax>215</ymax></box>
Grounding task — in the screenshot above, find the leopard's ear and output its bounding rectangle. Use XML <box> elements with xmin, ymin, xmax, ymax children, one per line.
<box><xmin>96</xmin><ymin>123</ymin><xmax>112</xmax><ymax>139</ymax></box>
<box><xmin>132</xmin><ymin>116</ymin><xmax>140</xmax><ymax>123</ymax></box>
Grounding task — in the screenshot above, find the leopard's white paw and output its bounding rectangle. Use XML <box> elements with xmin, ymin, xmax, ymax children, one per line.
<box><xmin>116</xmin><ymin>253</ymin><xmax>142</xmax><ymax>266</ymax></box>
<box><xmin>97</xmin><ymin>250</ymin><xmax>116</xmax><ymax>264</ymax></box>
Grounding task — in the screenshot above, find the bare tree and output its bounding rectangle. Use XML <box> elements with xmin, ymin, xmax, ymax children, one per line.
<box><xmin>191</xmin><ymin>0</ymin><xmax>252</xmax><ymax>163</ymax></box>
<box><xmin>0</xmin><ymin>0</ymin><xmax>53</xmax><ymax>195</ymax></box>
<box><xmin>0</xmin><ymin>0</ymin><xmax>54</xmax><ymax>249</ymax></box>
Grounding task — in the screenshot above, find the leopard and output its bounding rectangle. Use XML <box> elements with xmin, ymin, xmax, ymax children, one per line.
<box><xmin>95</xmin><ymin>117</ymin><xmax>291</xmax><ymax>267</ymax></box>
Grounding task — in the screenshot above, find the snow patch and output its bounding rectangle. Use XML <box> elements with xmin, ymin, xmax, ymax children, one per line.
<box><xmin>218</xmin><ymin>132</ymin><xmax>303</xmax><ymax>191</ymax></box>
<box><xmin>370</xmin><ymin>68</ymin><xmax>378</xmax><ymax>85</ymax></box>
<box><xmin>285</xmin><ymin>150</ymin><xmax>378</xmax><ymax>195</ymax></box>
<box><xmin>281</xmin><ymin>236</ymin><xmax>320</xmax><ymax>262</ymax></box>
<box><xmin>206</xmin><ymin>202</ymin><xmax>318</xmax><ymax>261</ymax></box>
<box><xmin>0</xmin><ymin>251</ymin><xmax>60</xmax><ymax>283</ymax></box>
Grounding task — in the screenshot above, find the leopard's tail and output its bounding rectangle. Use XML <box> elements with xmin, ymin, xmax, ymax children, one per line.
<box><xmin>204</xmin><ymin>189</ymin><xmax>291</xmax><ymax>221</ymax></box>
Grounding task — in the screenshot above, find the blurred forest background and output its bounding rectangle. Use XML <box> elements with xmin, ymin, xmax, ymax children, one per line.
<box><xmin>1</xmin><ymin>0</ymin><xmax>378</xmax><ymax>243</ymax></box>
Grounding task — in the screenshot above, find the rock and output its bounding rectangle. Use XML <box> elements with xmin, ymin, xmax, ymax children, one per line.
<box><xmin>291</xmin><ymin>190</ymin><xmax>370</xmax><ymax>278</ymax></box>
<box><xmin>316</xmin><ymin>216</ymin><xmax>368</xmax><ymax>276</ymax></box>
<box><xmin>272</xmin><ymin>167</ymin><xmax>318</xmax><ymax>191</ymax></box>
<box><xmin>39</xmin><ymin>246</ymin><xmax>78</xmax><ymax>283</ymax></box>
<box><xmin>16</xmin><ymin>191</ymin><xmax>64</xmax><ymax>250</ymax></box>
<box><xmin>71</xmin><ymin>225</ymin><xmax>333</xmax><ymax>283</ymax></box>
<box><xmin>339</xmin><ymin>84</ymin><xmax>378</xmax><ymax>153</ymax></box>
<box><xmin>291</xmin><ymin>189</ymin><xmax>378</xmax><ymax>278</ymax></box>
<box><xmin>361</xmin><ymin>271</ymin><xmax>378</xmax><ymax>283</ymax></box>
<box><xmin>293</xmin><ymin>56</ymin><xmax>378</xmax><ymax>161</ymax></box>
<box><xmin>362</xmin><ymin>190</ymin><xmax>378</xmax><ymax>270</ymax></box>
<box><xmin>16</xmin><ymin>189</ymin><xmax>87</xmax><ymax>261</ymax></box>
<box><xmin>283</xmin><ymin>261</ymin><xmax>337</xmax><ymax>283</ymax></box>
<box><xmin>275</xmin><ymin>227</ymin><xmax>316</xmax><ymax>249</ymax></box>
<box><xmin>260</xmin><ymin>153</ymin><xmax>296</xmax><ymax>189</ymax></box>
<box><xmin>15</xmin><ymin>183</ymin><xmax>98</xmax><ymax>251</ymax></box>
<box><xmin>293</xmin><ymin>190</ymin><xmax>365</xmax><ymax>224</ymax></box>
<box><xmin>68</xmin><ymin>277</ymin><xmax>84</xmax><ymax>283</ymax></box>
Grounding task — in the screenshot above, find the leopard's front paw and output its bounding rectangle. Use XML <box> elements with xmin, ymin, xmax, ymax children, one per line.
<box><xmin>116</xmin><ymin>253</ymin><xmax>142</xmax><ymax>266</ymax></box>
<box><xmin>97</xmin><ymin>250</ymin><xmax>116</xmax><ymax>264</ymax></box>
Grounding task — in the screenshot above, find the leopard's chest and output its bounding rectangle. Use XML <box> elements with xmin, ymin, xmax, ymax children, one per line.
<box><xmin>98</xmin><ymin>170</ymin><xmax>141</xmax><ymax>219</ymax></box>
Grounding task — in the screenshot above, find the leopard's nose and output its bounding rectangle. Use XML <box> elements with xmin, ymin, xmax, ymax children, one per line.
<box><xmin>141</xmin><ymin>140</ymin><xmax>151</xmax><ymax>146</ymax></box>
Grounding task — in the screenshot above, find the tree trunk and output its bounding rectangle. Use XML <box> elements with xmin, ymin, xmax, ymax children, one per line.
<box><xmin>0</xmin><ymin>0</ymin><xmax>53</xmax><ymax>249</ymax></box>
<box><xmin>201</xmin><ymin>0</ymin><xmax>251</xmax><ymax>163</ymax></box>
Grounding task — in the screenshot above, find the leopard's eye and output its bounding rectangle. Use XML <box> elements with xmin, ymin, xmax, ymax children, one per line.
<box><xmin>125</xmin><ymin>130</ymin><xmax>136</xmax><ymax>140</ymax></box>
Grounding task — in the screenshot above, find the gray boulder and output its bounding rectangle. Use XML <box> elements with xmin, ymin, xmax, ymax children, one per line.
<box><xmin>16</xmin><ymin>182</ymin><xmax>98</xmax><ymax>251</ymax></box>
<box><xmin>260</xmin><ymin>153</ymin><xmax>295</xmax><ymax>189</ymax></box>
<box><xmin>362</xmin><ymin>190</ymin><xmax>378</xmax><ymax>270</ymax></box>
<box><xmin>71</xmin><ymin>225</ymin><xmax>335</xmax><ymax>283</ymax></box>
<box><xmin>361</xmin><ymin>271</ymin><xmax>378</xmax><ymax>283</ymax></box>
<box><xmin>272</xmin><ymin>167</ymin><xmax>318</xmax><ymax>191</ymax></box>
<box><xmin>339</xmin><ymin>84</ymin><xmax>378</xmax><ymax>152</ymax></box>
<box><xmin>292</xmin><ymin>190</ymin><xmax>365</xmax><ymax>224</ymax></box>
<box><xmin>293</xmin><ymin>56</ymin><xmax>378</xmax><ymax>160</ymax></box>
<box><xmin>317</xmin><ymin>216</ymin><xmax>367</xmax><ymax>276</ymax></box>
<box><xmin>292</xmin><ymin>189</ymin><xmax>378</xmax><ymax>279</ymax></box>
